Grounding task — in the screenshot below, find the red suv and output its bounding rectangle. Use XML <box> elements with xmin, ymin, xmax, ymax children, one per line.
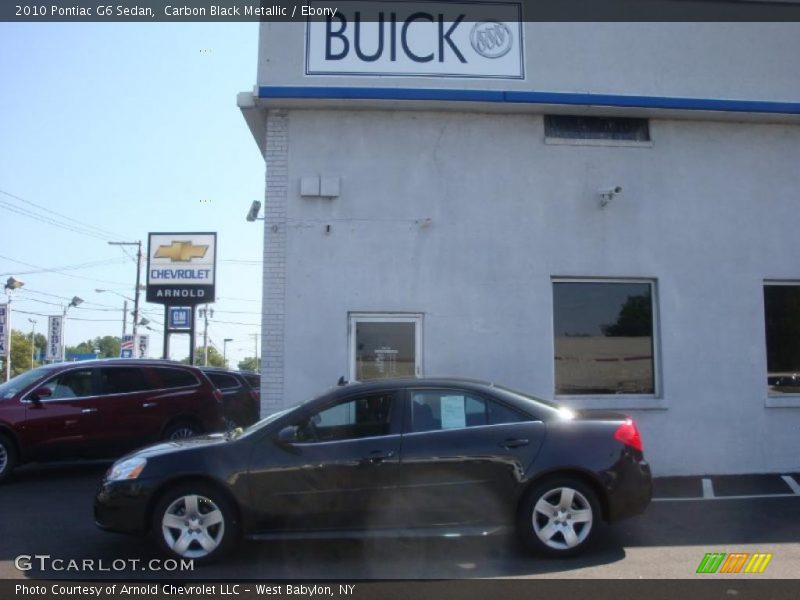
<box><xmin>0</xmin><ymin>359</ymin><xmax>225</xmax><ymax>482</ymax></box>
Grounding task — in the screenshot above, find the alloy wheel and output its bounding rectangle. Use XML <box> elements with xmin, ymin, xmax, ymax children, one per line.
<box><xmin>0</xmin><ymin>443</ymin><xmax>7</xmax><ymax>474</ymax></box>
<box><xmin>532</xmin><ymin>486</ymin><xmax>593</xmax><ymax>550</ymax></box>
<box><xmin>161</xmin><ymin>494</ymin><xmax>226</xmax><ymax>559</ymax></box>
<box><xmin>168</xmin><ymin>427</ymin><xmax>197</xmax><ymax>440</ymax></box>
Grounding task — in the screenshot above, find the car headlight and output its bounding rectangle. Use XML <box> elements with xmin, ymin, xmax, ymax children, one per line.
<box><xmin>107</xmin><ymin>457</ymin><xmax>147</xmax><ymax>481</ymax></box>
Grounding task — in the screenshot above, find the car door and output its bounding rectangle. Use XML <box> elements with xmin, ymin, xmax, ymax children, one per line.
<box><xmin>99</xmin><ymin>365</ymin><xmax>164</xmax><ymax>452</ymax></box>
<box><xmin>246</xmin><ymin>390</ymin><xmax>403</xmax><ymax>532</ymax></box>
<box><xmin>22</xmin><ymin>367</ymin><xmax>109</xmax><ymax>459</ymax></box>
<box><xmin>396</xmin><ymin>387</ymin><xmax>545</xmax><ymax>528</ymax></box>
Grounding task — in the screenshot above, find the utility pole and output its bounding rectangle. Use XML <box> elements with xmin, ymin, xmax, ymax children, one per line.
<box><xmin>250</xmin><ymin>333</ymin><xmax>259</xmax><ymax>364</ymax></box>
<box><xmin>28</xmin><ymin>318</ymin><xmax>36</xmax><ymax>369</ymax></box>
<box><xmin>122</xmin><ymin>300</ymin><xmax>128</xmax><ymax>337</ymax></box>
<box><xmin>4</xmin><ymin>277</ymin><xmax>25</xmax><ymax>382</ymax></box>
<box><xmin>108</xmin><ymin>240</ymin><xmax>142</xmax><ymax>352</ymax></box>
<box><xmin>223</xmin><ymin>338</ymin><xmax>233</xmax><ymax>367</ymax></box>
<box><xmin>198</xmin><ymin>305</ymin><xmax>213</xmax><ymax>366</ymax></box>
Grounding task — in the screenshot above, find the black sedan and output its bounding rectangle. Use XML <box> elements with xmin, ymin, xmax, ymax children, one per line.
<box><xmin>95</xmin><ymin>378</ymin><xmax>651</xmax><ymax>563</ymax></box>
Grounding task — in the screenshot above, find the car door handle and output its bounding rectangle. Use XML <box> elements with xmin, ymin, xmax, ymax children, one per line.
<box><xmin>501</xmin><ymin>438</ymin><xmax>529</xmax><ymax>449</ymax></box>
<box><xmin>81</xmin><ymin>408</ymin><xmax>98</xmax><ymax>414</ymax></box>
<box><xmin>363</xmin><ymin>450</ymin><xmax>395</xmax><ymax>463</ymax></box>
<box><xmin>142</xmin><ymin>402</ymin><xmax>157</xmax><ymax>408</ymax></box>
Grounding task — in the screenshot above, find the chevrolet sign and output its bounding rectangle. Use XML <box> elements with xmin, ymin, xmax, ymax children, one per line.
<box><xmin>147</xmin><ymin>232</ymin><xmax>217</xmax><ymax>305</ymax></box>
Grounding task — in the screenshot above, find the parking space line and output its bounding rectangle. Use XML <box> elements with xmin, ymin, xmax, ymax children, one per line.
<box><xmin>781</xmin><ymin>475</ymin><xmax>800</xmax><ymax>495</ymax></box>
<box><xmin>702</xmin><ymin>478</ymin><xmax>714</xmax><ymax>499</ymax></box>
<box><xmin>653</xmin><ymin>492</ymin><xmax>800</xmax><ymax>502</ymax></box>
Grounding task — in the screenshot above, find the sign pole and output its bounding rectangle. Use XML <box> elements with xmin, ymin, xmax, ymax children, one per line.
<box><xmin>189</xmin><ymin>305</ymin><xmax>196</xmax><ymax>365</ymax></box>
<box><xmin>163</xmin><ymin>305</ymin><xmax>169</xmax><ymax>360</ymax></box>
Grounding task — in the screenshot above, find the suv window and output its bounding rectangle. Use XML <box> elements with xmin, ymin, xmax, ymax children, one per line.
<box><xmin>41</xmin><ymin>369</ymin><xmax>94</xmax><ymax>400</ymax></box>
<box><xmin>242</xmin><ymin>374</ymin><xmax>259</xmax><ymax>388</ymax></box>
<box><xmin>207</xmin><ymin>373</ymin><xmax>240</xmax><ymax>390</ymax></box>
<box><xmin>153</xmin><ymin>367</ymin><xmax>198</xmax><ymax>389</ymax></box>
<box><xmin>410</xmin><ymin>390</ymin><xmax>525</xmax><ymax>433</ymax></box>
<box><xmin>298</xmin><ymin>393</ymin><xmax>394</xmax><ymax>442</ymax></box>
<box><xmin>100</xmin><ymin>367</ymin><xmax>150</xmax><ymax>394</ymax></box>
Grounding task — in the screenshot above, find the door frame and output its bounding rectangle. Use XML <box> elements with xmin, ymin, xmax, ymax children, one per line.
<box><xmin>347</xmin><ymin>313</ymin><xmax>423</xmax><ymax>382</ymax></box>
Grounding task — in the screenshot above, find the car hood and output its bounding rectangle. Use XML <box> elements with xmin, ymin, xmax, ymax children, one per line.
<box><xmin>124</xmin><ymin>433</ymin><xmax>232</xmax><ymax>460</ymax></box>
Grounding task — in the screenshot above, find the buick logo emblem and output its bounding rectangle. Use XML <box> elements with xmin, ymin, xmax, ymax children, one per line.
<box><xmin>470</xmin><ymin>22</ymin><xmax>513</xmax><ymax>59</ymax></box>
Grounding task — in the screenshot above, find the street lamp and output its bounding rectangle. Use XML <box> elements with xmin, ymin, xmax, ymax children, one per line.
<box><xmin>28</xmin><ymin>318</ymin><xmax>37</xmax><ymax>369</ymax></box>
<box><xmin>61</xmin><ymin>296</ymin><xmax>84</xmax><ymax>361</ymax></box>
<box><xmin>4</xmin><ymin>277</ymin><xmax>25</xmax><ymax>382</ymax></box>
<box><xmin>223</xmin><ymin>338</ymin><xmax>233</xmax><ymax>366</ymax></box>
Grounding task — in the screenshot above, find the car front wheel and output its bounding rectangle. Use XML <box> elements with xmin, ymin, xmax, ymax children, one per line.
<box><xmin>0</xmin><ymin>434</ymin><xmax>17</xmax><ymax>483</ymax></box>
<box><xmin>517</xmin><ymin>477</ymin><xmax>600</xmax><ymax>557</ymax></box>
<box><xmin>153</xmin><ymin>484</ymin><xmax>238</xmax><ymax>564</ymax></box>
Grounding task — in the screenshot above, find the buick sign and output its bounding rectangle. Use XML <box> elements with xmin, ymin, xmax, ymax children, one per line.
<box><xmin>306</xmin><ymin>1</ymin><xmax>524</xmax><ymax>79</ymax></box>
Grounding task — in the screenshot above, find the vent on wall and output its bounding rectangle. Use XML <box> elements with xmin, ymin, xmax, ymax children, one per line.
<box><xmin>544</xmin><ymin>115</ymin><xmax>651</xmax><ymax>142</ymax></box>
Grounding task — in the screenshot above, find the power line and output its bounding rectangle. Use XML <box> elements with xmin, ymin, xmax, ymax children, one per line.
<box><xmin>0</xmin><ymin>189</ymin><xmax>126</xmax><ymax>239</ymax></box>
<box><xmin>0</xmin><ymin>254</ymin><xmax>129</xmax><ymax>286</ymax></box>
<box><xmin>0</xmin><ymin>199</ymin><xmax>113</xmax><ymax>242</ymax></box>
<box><xmin>0</xmin><ymin>257</ymin><xmax>127</xmax><ymax>277</ymax></box>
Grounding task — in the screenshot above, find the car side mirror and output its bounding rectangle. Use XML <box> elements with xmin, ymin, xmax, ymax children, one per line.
<box><xmin>276</xmin><ymin>425</ymin><xmax>298</xmax><ymax>445</ymax></box>
<box><xmin>29</xmin><ymin>387</ymin><xmax>52</xmax><ymax>403</ymax></box>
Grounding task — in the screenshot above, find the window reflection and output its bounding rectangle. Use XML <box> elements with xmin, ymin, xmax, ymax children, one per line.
<box><xmin>553</xmin><ymin>281</ymin><xmax>655</xmax><ymax>395</ymax></box>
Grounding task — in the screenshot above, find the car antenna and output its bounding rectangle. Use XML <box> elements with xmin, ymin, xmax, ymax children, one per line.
<box><xmin>337</xmin><ymin>376</ymin><xmax>348</xmax><ymax>386</ymax></box>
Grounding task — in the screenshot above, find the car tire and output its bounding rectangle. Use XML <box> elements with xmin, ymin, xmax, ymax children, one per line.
<box><xmin>0</xmin><ymin>434</ymin><xmax>17</xmax><ymax>484</ymax></box>
<box><xmin>153</xmin><ymin>483</ymin><xmax>239</xmax><ymax>564</ymax></box>
<box><xmin>517</xmin><ymin>476</ymin><xmax>601</xmax><ymax>558</ymax></box>
<box><xmin>163</xmin><ymin>420</ymin><xmax>202</xmax><ymax>441</ymax></box>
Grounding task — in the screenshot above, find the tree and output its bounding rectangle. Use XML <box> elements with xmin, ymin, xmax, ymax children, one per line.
<box><xmin>65</xmin><ymin>335</ymin><xmax>121</xmax><ymax>358</ymax></box>
<box><xmin>237</xmin><ymin>356</ymin><xmax>260</xmax><ymax>372</ymax></box>
<box><xmin>601</xmin><ymin>293</ymin><xmax>653</xmax><ymax>337</ymax></box>
<box><xmin>182</xmin><ymin>346</ymin><xmax>226</xmax><ymax>368</ymax></box>
<box><xmin>6</xmin><ymin>329</ymin><xmax>35</xmax><ymax>376</ymax></box>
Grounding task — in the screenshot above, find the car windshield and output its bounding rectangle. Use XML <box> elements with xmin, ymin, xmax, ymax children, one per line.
<box><xmin>229</xmin><ymin>406</ymin><xmax>297</xmax><ymax>439</ymax></box>
<box><xmin>0</xmin><ymin>365</ymin><xmax>58</xmax><ymax>399</ymax></box>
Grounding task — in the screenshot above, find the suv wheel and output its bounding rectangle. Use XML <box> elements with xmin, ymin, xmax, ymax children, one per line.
<box><xmin>517</xmin><ymin>477</ymin><xmax>600</xmax><ymax>557</ymax></box>
<box><xmin>0</xmin><ymin>434</ymin><xmax>18</xmax><ymax>483</ymax></box>
<box><xmin>163</xmin><ymin>421</ymin><xmax>201</xmax><ymax>440</ymax></box>
<box><xmin>153</xmin><ymin>483</ymin><xmax>238</xmax><ymax>564</ymax></box>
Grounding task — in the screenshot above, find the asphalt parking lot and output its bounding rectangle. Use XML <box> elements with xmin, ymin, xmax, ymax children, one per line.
<box><xmin>1</xmin><ymin>462</ymin><xmax>799</xmax><ymax>580</ymax></box>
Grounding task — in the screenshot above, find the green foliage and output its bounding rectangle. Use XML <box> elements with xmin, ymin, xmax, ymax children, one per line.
<box><xmin>66</xmin><ymin>335</ymin><xmax>121</xmax><ymax>358</ymax></box>
<box><xmin>183</xmin><ymin>346</ymin><xmax>227</xmax><ymax>368</ymax></box>
<box><xmin>237</xmin><ymin>356</ymin><xmax>259</xmax><ymax>372</ymax></box>
<box><xmin>602</xmin><ymin>293</ymin><xmax>653</xmax><ymax>337</ymax></box>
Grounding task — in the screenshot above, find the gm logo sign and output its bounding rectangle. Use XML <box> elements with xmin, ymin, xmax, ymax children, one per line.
<box><xmin>696</xmin><ymin>552</ymin><xmax>773</xmax><ymax>574</ymax></box>
<box><xmin>169</xmin><ymin>307</ymin><xmax>192</xmax><ymax>330</ymax></box>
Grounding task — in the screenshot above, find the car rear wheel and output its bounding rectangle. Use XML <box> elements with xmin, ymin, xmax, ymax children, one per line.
<box><xmin>0</xmin><ymin>434</ymin><xmax>17</xmax><ymax>483</ymax></box>
<box><xmin>163</xmin><ymin>420</ymin><xmax>201</xmax><ymax>440</ymax></box>
<box><xmin>153</xmin><ymin>484</ymin><xmax>238</xmax><ymax>564</ymax></box>
<box><xmin>517</xmin><ymin>477</ymin><xmax>600</xmax><ymax>557</ymax></box>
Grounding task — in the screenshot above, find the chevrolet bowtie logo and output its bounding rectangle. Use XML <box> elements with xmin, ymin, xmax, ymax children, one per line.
<box><xmin>154</xmin><ymin>242</ymin><xmax>208</xmax><ymax>262</ymax></box>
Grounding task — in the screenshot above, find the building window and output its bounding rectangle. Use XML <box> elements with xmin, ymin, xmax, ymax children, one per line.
<box><xmin>553</xmin><ymin>280</ymin><xmax>656</xmax><ymax>396</ymax></box>
<box><xmin>764</xmin><ymin>283</ymin><xmax>800</xmax><ymax>395</ymax></box>
<box><xmin>544</xmin><ymin>115</ymin><xmax>650</xmax><ymax>142</ymax></box>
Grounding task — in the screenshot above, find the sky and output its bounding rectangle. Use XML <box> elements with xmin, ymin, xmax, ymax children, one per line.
<box><xmin>0</xmin><ymin>22</ymin><xmax>266</xmax><ymax>368</ymax></box>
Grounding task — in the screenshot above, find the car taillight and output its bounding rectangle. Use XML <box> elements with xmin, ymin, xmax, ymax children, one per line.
<box><xmin>249</xmin><ymin>389</ymin><xmax>260</xmax><ymax>401</ymax></box>
<box><xmin>613</xmin><ymin>418</ymin><xmax>643</xmax><ymax>452</ymax></box>
<box><xmin>213</xmin><ymin>389</ymin><xmax>224</xmax><ymax>404</ymax></box>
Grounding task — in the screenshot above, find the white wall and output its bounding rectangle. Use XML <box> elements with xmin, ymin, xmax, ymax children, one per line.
<box><xmin>266</xmin><ymin>108</ymin><xmax>800</xmax><ymax>476</ymax></box>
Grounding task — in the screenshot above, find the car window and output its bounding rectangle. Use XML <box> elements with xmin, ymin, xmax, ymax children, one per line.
<box><xmin>153</xmin><ymin>367</ymin><xmax>198</xmax><ymax>389</ymax></box>
<box><xmin>207</xmin><ymin>373</ymin><xmax>240</xmax><ymax>390</ymax></box>
<box><xmin>410</xmin><ymin>390</ymin><xmax>525</xmax><ymax>433</ymax></box>
<box><xmin>40</xmin><ymin>369</ymin><xmax>94</xmax><ymax>400</ymax></box>
<box><xmin>242</xmin><ymin>374</ymin><xmax>259</xmax><ymax>388</ymax></box>
<box><xmin>100</xmin><ymin>367</ymin><xmax>150</xmax><ymax>394</ymax></box>
<box><xmin>297</xmin><ymin>393</ymin><xmax>394</xmax><ymax>442</ymax></box>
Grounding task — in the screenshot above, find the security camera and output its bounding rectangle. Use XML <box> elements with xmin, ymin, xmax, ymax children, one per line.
<box><xmin>599</xmin><ymin>186</ymin><xmax>623</xmax><ymax>208</ymax></box>
<box><xmin>246</xmin><ymin>200</ymin><xmax>262</xmax><ymax>222</ymax></box>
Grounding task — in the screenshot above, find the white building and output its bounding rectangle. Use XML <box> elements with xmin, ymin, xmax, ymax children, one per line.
<box><xmin>239</xmin><ymin>12</ymin><xmax>800</xmax><ymax>476</ymax></box>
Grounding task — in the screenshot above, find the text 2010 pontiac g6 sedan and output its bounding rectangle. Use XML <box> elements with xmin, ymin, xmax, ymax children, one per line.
<box><xmin>95</xmin><ymin>378</ymin><xmax>652</xmax><ymax>563</ymax></box>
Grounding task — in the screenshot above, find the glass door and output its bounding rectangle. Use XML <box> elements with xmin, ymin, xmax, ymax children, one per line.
<box><xmin>348</xmin><ymin>314</ymin><xmax>422</xmax><ymax>381</ymax></box>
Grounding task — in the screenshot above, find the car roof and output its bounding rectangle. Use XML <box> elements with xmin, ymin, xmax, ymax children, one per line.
<box><xmin>47</xmin><ymin>358</ymin><xmax>198</xmax><ymax>368</ymax></box>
